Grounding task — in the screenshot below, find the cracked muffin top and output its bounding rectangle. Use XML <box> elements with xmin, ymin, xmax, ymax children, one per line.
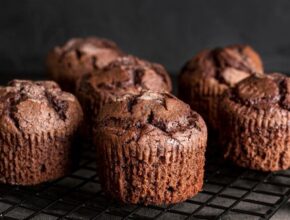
<box><xmin>180</xmin><ymin>44</ymin><xmax>263</xmax><ymax>88</ymax></box>
<box><xmin>46</xmin><ymin>37</ymin><xmax>124</xmax><ymax>91</ymax></box>
<box><xmin>50</xmin><ymin>37</ymin><xmax>123</xmax><ymax>69</ymax></box>
<box><xmin>0</xmin><ymin>80</ymin><xmax>83</xmax><ymax>134</ymax></box>
<box><xmin>76</xmin><ymin>55</ymin><xmax>172</xmax><ymax>99</ymax></box>
<box><xmin>226</xmin><ymin>73</ymin><xmax>290</xmax><ymax>111</ymax></box>
<box><xmin>95</xmin><ymin>90</ymin><xmax>206</xmax><ymax>145</ymax></box>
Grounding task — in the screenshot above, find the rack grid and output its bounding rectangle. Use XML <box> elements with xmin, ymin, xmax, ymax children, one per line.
<box><xmin>0</xmin><ymin>75</ymin><xmax>289</xmax><ymax>219</ymax></box>
<box><xmin>0</xmin><ymin>145</ymin><xmax>289</xmax><ymax>220</ymax></box>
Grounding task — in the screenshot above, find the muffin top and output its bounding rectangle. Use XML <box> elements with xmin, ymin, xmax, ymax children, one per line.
<box><xmin>76</xmin><ymin>55</ymin><xmax>172</xmax><ymax>98</ymax></box>
<box><xmin>49</xmin><ymin>37</ymin><xmax>123</xmax><ymax>69</ymax></box>
<box><xmin>226</xmin><ymin>73</ymin><xmax>290</xmax><ymax>111</ymax></box>
<box><xmin>46</xmin><ymin>37</ymin><xmax>124</xmax><ymax>91</ymax></box>
<box><xmin>0</xmin><ymin>80</ymin><xmax>83</xmax><ymax>134</ymax></box>
<box><xmin>95</xmin><ymin>90</ymin><xmax>206</xmax><ymax>145</ymax></box>
<box><xmin>180</xmin><ymin>44</ymin><xmax>263</xmax><ymax>87</ymax></box>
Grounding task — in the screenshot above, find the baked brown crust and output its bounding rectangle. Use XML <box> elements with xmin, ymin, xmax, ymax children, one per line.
<box><xmin>178</xmin><ymin>44</ymin><xmax>263</xmax><ymax>132</ymax></box>
<box><xmin>94</xmin><ymin>90</ymin><xmax>207</xmax><ymax>204</ymax></box>
<box><xmin>0</xmin><ymin>80</ymin><xmax>83</xmax><ymax>185</ymax></box>
<box><xmin>220</xmin><ymin>73</ymin><xmax>290</xmax><ymax>171</ymax></box>
<box><xmin>46</xmin><ymin>37</ymin><xmax>124</xmax><ymax>92</ymax></box>
<box><xmin>75</xmin><ymin>55</ymin><xmax>172</xmax><ymax>138</ymax></box>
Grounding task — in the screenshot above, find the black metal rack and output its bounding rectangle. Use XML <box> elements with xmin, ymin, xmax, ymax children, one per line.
<box><xmin>0</xmin><ymin>75</ymin><xmax>289</xmax><ymax>219</ymax></box>
<box><xmin>0</xmin><ymin>145</ymin><xmax>289</xmax><ymax>220</ymax></box>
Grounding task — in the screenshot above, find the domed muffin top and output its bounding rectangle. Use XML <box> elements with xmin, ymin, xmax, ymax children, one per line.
<box><xmin>50</xmin><ymin>37</ymin><xmax>124</xmax><ymax>69</ymax></box>
<box><xmin>76</xmin><ymin>55</ymin><xmax>172</xmax><ymax>96</ymax></box>
<box><xmin>227</xmin><ymin>73</ymin><xmax>290</xmax><ymax>110</ymax></box>
<box><xmin>180</xmin><ymin>44</ymin><xmax>263</xmax><ymax>87</ymax></box>
<box><xmin>0</xmin><ymin>80</ymin><xmax>82</xmax><ymax>134</ymax></box>
<box><xmin>95</xmin><ymin>90</ymin><xmax>206</xmax><ymax>144</ymax></box>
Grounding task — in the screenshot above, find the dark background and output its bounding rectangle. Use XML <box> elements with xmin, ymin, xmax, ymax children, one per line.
<box><xmin>1</xmin><ymin>0</ymin><xmax>290</xmax><ymax>76</ymax></box>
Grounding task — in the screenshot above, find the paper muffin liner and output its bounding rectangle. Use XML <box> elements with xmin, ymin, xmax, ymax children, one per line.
<box><xmin>180</xmin><ymin>79</ymin><xmax>227</xmax><ymax>133</ymax></box>
<box><xmin>220</xmin><ymin>99</ymin><xmax>290</xmax><ymax>171</ymax></box>
<box><xmin>0</xmin><ymin>130</ymin><xmax>74</xmax><ymax>185</ymax></box>
<box><xmin>95</xmin><ymin>129</ymin><xmax>206</xmax><ymax>205</ymax></box>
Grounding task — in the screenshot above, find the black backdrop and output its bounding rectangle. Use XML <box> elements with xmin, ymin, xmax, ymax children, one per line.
<box><xmin>1</xmin><ymin>0</ymin><xmax>290</xmax><ymax>75</ymax></box>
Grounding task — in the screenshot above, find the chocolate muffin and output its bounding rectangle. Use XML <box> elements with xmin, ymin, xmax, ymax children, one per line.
<box><xmin>220</xmin><ymin>73</ymin><xmax>290</xmax><ymax>171</ymax></box>
<box><xmin>75</xmin><ymin>55</ymin><xmax>172</xmax><ymax>138</ymax></box>
<box><xmin>46</xmin><ymin>37</ymin><xmax>124</xmax><ymax>92</ymax></box>
<box><xmin>178</xmin><ymin>45</ymin><xmax>263</xmax><ymax>133</ymax></box>
<box><xmin>94</xmin><ymin>90</ymin><xmax>207</xmax><ymax>204</ymax></box>
<box><xmin>0</xmin><ymin>80</ymin><xmax>83</xmax><ymax>185</ymax></box>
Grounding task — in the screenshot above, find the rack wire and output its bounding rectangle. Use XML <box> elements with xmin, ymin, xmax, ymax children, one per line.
<box><xmin>0</xmin><ymin>144</ymin><xmax>289</xmax><ymax>220</ymax></box>
<box><xmin>0</xmin><ymin>75</ymin><xmax>289</xmax><ymax>219</ymax></box>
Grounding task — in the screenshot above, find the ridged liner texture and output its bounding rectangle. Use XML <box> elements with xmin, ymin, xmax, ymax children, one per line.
<box><xmin>94</xmin><ymin>90</ymin><xmax>207</xmax><ymax>204</ymax></box>
<box><xmin>0</xmin><ymin>131</ymin><xmax>73</xmax><ymax>185</ymax></box>
<box><xmin>0</xmin><ymin>80</ymin><xmax>83</xmax><ymax>185</ymax></box>
<box><xmin>220</xmin><ymin>73</ymin><xmax>290</xmax><ymax>171</ymax></box>
<box><xmin>46</xmin><ymin>37</ymin><xmax>124</xmax><ymax>92</ymax></box>
<box><xmin>75</xmin><ymin>55</ymin><xmax>172</xmax><ymax>139</ymax></box>
<box><xmin>178</xmin><ymin>45</ymin><xmax>263</xmax><ymax>134</ymax></box>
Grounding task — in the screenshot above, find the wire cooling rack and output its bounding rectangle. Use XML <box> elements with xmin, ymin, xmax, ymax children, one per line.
<box><xmin>0</xmin><ymin>74</ymin><xmax>289</xmax><ymax>219</ymax></box>
<box><xmin>0</xmin><ymin>144</ymin><xmax>289</xmax><ymax>220</ymax></box>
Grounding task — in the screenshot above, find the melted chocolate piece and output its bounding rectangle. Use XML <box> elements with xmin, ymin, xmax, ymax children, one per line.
<box><xmin>230</xmin><ymin>73</ymin><xmax>290</xmax><ymax>110</ymax></box>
